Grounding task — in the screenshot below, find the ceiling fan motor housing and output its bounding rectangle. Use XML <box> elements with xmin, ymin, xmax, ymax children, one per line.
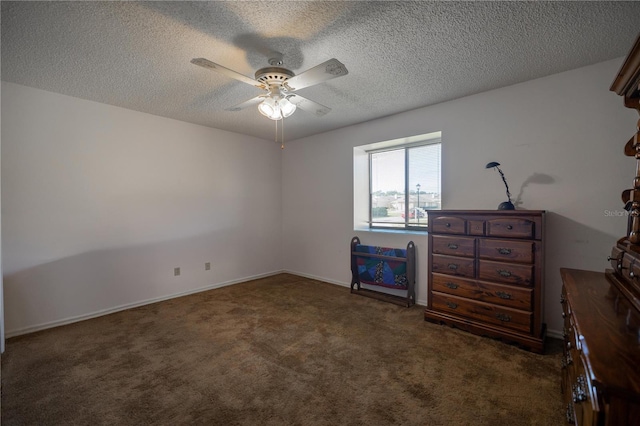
<box><xmin>255</xmin><ymin>67</ymin><xmax>295</xmax><ymax>90</ymax></box>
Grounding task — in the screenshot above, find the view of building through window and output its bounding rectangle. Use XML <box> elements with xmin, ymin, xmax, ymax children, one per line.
<box><xmin>370</xmin><ymin>142</ymin><xmax>441</xmax><ymax>229</ymax></box>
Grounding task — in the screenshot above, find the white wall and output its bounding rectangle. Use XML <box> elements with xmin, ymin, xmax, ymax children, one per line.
<box><xmin>1</xmin><ymin>82</ymin><xmax>282</xmax><ymax>336</ymax></box>
<box><xmin>2</xmin><ymin>58</ymin><xmax>636</xmax><ymax>341</ymax></box>
<box><xmin>282</xmin><ymin>58</ymin><xmax>637</xmax><ymax>337</ymax></box>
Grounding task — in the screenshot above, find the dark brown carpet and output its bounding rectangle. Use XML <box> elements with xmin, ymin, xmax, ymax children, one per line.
<box><xmin>1</xmin><ymin>273</ymin><xmax>564</xmax><ymax>425</ymax></box>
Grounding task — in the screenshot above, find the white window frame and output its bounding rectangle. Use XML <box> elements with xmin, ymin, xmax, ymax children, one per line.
<box><xmin>353</xmin><ymin>131</ymin><xmax>441</xmax><ymax>233</ymax></box>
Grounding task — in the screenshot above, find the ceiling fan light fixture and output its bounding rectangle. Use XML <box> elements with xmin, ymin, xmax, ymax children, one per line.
<box><xmin>258</xmin><ymin>97</ymin><xmax>281</xmax><ymax>120</ymax></box>
<box><xmin>279</xmin><ymin>97</ymin><xmax>296</xmax><ymax>118</ymax></box>
<box><xmin>269</xmin><ymin>109</ymin><xmax>283</xmax><ymax>120</ymax></box>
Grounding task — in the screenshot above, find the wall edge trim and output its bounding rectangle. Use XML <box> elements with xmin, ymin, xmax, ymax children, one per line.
<box><xmin>282</xmin><ymin>269</ymin><xmax>428</xmax><ymax>307</ymax></box>
<box><xmin>5</xmin><ymin>270</ymin><xmax>284</xmax><ymax>338</ymax></box>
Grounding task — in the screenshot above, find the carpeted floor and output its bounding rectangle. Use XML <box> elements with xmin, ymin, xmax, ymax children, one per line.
<box><xmin>1</xmin><ymin>274</ymin><xmax>564</xmax><ymax>425</ymax></box>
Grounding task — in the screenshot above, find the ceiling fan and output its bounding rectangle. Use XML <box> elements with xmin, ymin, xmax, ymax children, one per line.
<box><xmin>191</xmin><ymin>56</ymin><xmax>348</xmax><ymax>121</ymax></box>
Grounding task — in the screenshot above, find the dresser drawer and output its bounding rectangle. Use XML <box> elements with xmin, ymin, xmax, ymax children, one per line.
<box><xmin>561</xmin><ymin>285</ymin><xmax>569</xmax><ymax>316</ymax></box>
<box><xmin>569</xmin><ymin>356</ymin><xmax>600</xmax><ymax>426</ymax></box>
<box><xmin>568</xmin><ymin>315</ymin><xmax>581</xmax><ymax>353</ymax></box>
<box><xmin>431</xmin><ymin>235</ymin><xmax>475</xmax><ymax>257</ymax></box>
<box><xmin>478</xmin><ymin>259</ymin><xmax>533</xmax><ymax>286</ymax></box>
<box><xmin>430</xmin><ymin>215</ymin><xmax>466</xmax><ymax>235</ymax></box>
<box><xmin>432</xmin><ymin>273</ymin><xmax>532</xmax><ymax>310</ymax></box>
<box><xmin>620</xmin><ymin>252</ymin><xmax>640</xmax><ymax>283</ymax></box>
<box><xmin>431</xmin><ymin>292</ymin><xmax>532</xmax><ymax>333</ymax></box>
<box><xmin>479</xmin><ymin>239</ymin><xmax>534</xmax><ymax>263</ymax></box>
<box><xmin>562</xmin><ymin>311</ymin><xmax>576</xmax><ymax>360</ymax></box>
<box><xmin>609</xmin><ymin>246</ymin><xmax>624</xmax><ymax>272</ymax></box>
<box><xmin>486</xmin><ymin>217</ymin><xmax>536</xmax><ymax>239</ymax></box>
<box><xmin>431</xmin><ymin>254</ymin><xmax>475</xmax><ymax>278</ymax></box>
<box><xmin>468</xmin><ymin>220</ymin><xmax>485</xmax><ymax>236</ymax></box>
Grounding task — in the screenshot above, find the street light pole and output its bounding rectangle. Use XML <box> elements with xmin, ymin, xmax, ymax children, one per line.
<box><xmin>416</xmin><ymin>183</ymin><xmax>421</xmax><ymax>222</ymax></box>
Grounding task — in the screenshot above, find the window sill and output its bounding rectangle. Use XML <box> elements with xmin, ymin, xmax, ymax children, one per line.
<box><xmin>354</xmin><ymin>227</ymin><xmax>428</xmax><ymax>236</ymax></box>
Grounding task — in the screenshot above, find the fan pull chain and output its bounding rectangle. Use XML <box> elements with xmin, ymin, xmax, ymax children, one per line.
<box><xmin>273</xmin><ymin>118</ymin><xmax>285</xmax><ymax>150</ymax></box>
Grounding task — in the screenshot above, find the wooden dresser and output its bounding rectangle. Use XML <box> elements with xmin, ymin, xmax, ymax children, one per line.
<box><xmin>424</xmin><ymin>210</ymin><xmax>546</xmax><ymax>353</ymax></box>
<box><xmin>560</xmin><ymin>269</ymin><xmax>640</xmax><ymax>425</ymax></box>
<box><xmin>556</xmin><ymin>34</ymin><xmax>640</xmax><ymax>426</ymax></box>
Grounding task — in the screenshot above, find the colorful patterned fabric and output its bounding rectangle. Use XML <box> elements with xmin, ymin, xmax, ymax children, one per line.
<box><xmin>354</xmin><ymin>244</ymin><xmax>408</xmax><ymax>289</ymax></box>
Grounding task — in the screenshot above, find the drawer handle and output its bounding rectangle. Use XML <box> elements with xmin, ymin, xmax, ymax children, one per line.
<box><xmin>497</xmin><ymin>248</ymin><xmax>512</xmax><ymax>255</ymax></box>
<box><xmin>561</xmin><ymin>351</ymin><xmax>573</xmax><ymax>368</ymax></box>
<box><xmin>572</xmin><ymin>375</ymin><xmax>587</xmax><ymax>403</ymax></box>
<box><xmin>447</xmin><ymin>243</ymin><xmax>459</xmax><ymax>250</ymax></box>
<box><xmin>497</xmin><ymin>269</ymin><xmax>512</xmax><ymax>278</ymax></box>
<box><xmin>446</xmin><ymin>301</ymin><xmax>458</xmax><ymax>309</ymax></box>
<box><xmin>496</xmin><ymin>313</ymin><xmax>511</xmax><ymax>322</ymax></box>
<box><xmin>566</xmin><ymin>403</ymin><xmax>575</xmax><ymax>424</ymax></box>
<box><xmin>445</xmin><ymin>282</ymin><xmax>459</xmax><ymax>289</ymax></box>
<box><xmin>495</xmin><ymin>291</ymin><xmax>512</xmax><ymax>300</ymax></box>
<box><xmin>506</xmin><ymin>225</ymin><xmax>513</xmax><ymax>230</ymax></box>
<box><xmin>448</xmin><ymin>263</ymin><xmax>459</xmax><ymax>271</ymax></box>
<box><xmin>445</xmin><ymin>223</ymin><xmax>451</xmax><ymax>228</ymax></box>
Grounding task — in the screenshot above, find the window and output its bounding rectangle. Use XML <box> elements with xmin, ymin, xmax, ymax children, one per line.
<box><xmin>368</xmin><ymin>136</ymin><xmax>441</xmax><ymax>231</ymax></box>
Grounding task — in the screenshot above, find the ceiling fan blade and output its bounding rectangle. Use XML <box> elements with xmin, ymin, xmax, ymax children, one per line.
<box><xmin>191</xmin><ymin>58</ymin><xmax>265</xmax><ymax>89</ymax></box>
<box><xmin>285</xmin><ymin>58</ymin><xmax>348</xmax><ymax>91</ymax></box>
<box><xmin>288</xmin><ymin>94</ymin><xmax>331</xmax><ymax>117</ymax></box>
<box><xmin>225</xmin><ymin>95</ymin><xmax>266</xmax><ymax>112</ymax></box>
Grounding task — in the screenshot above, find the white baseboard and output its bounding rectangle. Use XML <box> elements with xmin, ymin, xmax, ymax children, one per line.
<box><xmin>8</xmin><ymin>268</ymin><xmax>561</xmax><ymax>345</ymax></box>
<box><xmin>546</xmin><ymin>328</ymin><xmax>563</xmax><ymax>340</ymax></box>
<box><xmin>283</xmin><ymin>269</ymin><xmax>350</xmax><ymax>288</ymax></box>
<box><xmin>282</xmin><ymin>269</ymin><xmax>429</xmax><ymax>306</ymax></box>
<box><xmin>6</xmin><ymin>270</ymin><xmax>284</xmax><ymax>338</ymax></box>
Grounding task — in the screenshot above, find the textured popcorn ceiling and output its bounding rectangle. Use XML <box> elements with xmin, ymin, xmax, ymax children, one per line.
<box><xmin>2</xmin><ymin>1</ymin><xmax>639</xmax><ymax>142</ymax></box>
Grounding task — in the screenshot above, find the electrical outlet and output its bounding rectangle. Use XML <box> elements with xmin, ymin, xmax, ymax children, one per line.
<box><xmin>205</xmin><ymin>262</ymin><xmax>211</xmax><ymax>271</ymax></box>
<box><xmin>174</xmin><ymin>267</ymin><xmax>180</xmax><ymax>276</ymax></box>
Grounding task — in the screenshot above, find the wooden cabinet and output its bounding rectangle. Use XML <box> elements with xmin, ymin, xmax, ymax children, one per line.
<box><xmin>424</xmin><ymin>210</ymin><xmax>546</xmax><ymax>353</ymax></box>
<box><xmin>560</xmin><ymin>269</ymin><xmax>640</xmax><ymax>426</ymax></box>
<box><xmin>556</xmin><ymin>33</ymin><xmax>640</xmax><ymax>426</ymax></box>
